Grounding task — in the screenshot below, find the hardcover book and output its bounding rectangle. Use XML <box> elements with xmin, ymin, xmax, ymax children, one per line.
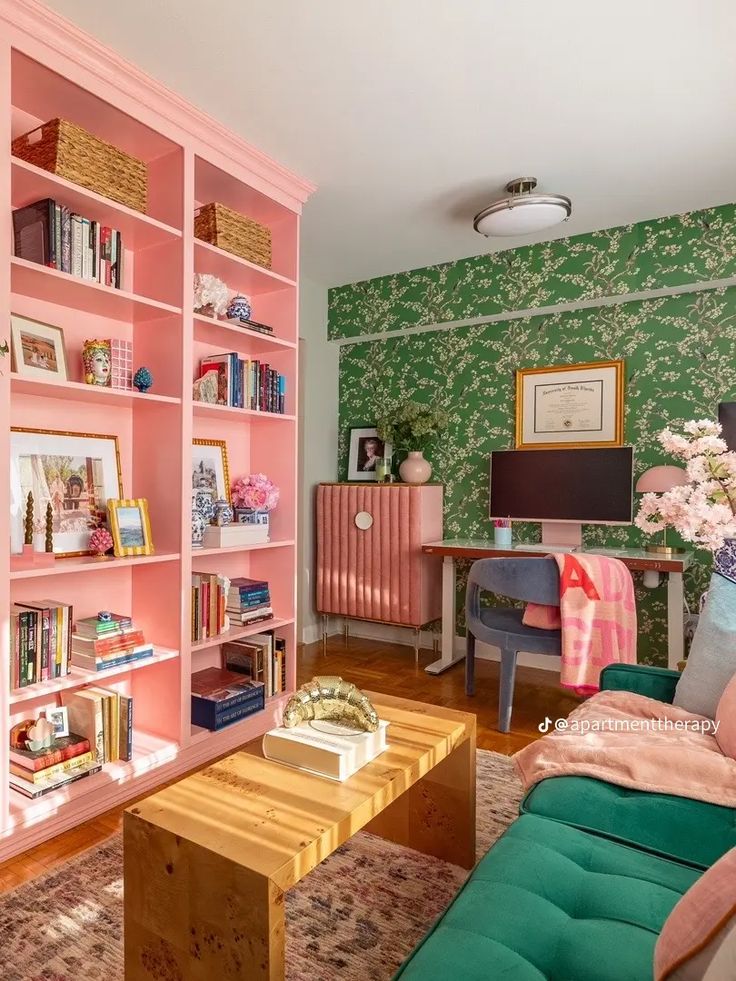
<box><xmin>262</xmin><ymin>719</ymin><xmax>389</xmax><ymax>782</ymax></box>
<box><xmin>9</xmin><ymin>732</ymin><xmax>90</xmax><ymax>772</ymax></box>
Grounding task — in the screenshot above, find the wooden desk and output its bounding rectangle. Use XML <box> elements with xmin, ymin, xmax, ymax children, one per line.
<box><xmin>123</xmin><ymin>693</ymin><xmax>475</xmax><ymax>980</ymax></box>
<box><xmin>421</xmin><ymin>539</ymin><xmax>693</xmax><ymax>674</ymax></box>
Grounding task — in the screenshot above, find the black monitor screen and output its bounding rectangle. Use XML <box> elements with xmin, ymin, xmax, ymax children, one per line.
<box><xmin>490</xmin><ymin>447</ymin><xmax>634</xmax><ymax>524</ymax></box>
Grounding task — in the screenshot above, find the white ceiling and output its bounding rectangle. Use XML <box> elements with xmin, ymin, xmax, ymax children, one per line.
<box><xmin>44</xmin><ymin>0</ymin><xmax>736</xmax><ymax>287</ymax></box>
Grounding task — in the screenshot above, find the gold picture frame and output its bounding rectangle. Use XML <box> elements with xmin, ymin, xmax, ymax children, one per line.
<box><xmin>515</xmin><ymin>359</ymin><xmax>625</xmax><ymax>450</ymax></box>
<box><xmin>192</xmin><ymin>438</ymin><xmax>231</xmax><ymax>502</ymax></box>
<box><xmin>107</xmin><ymin>498</ymin><xmax>155</xmax><ymax>557</ymax></box>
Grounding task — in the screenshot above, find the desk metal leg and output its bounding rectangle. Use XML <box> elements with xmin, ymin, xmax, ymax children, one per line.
<box><xmin>425</xmin><ymin>556</ymin><xmax>465</xmax><ymax>675</ymax></box>
<box><xmin>667</xmin><ymin>572</ymin><xmax>684</xmax><ymax>670</ymax></box>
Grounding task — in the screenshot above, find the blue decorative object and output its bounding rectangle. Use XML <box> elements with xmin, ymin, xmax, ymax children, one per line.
<box><xmin>715</xmin><ymin>538</ymin><xmax>736</xmax><ymax>585</ymax></box>
<box><xmin>193</xmin><ymin>490</ymin><xmax>216</xmax><ymax>525</ymax></box>
<box><xmin>98</xmin><ymin>610</ymin><xmax>112</xmax><ymax>622</ymax></box>
<box><xmin>213</xmin><ymin>498</ymin><xmax>234</xmax><ymax>527</ymax></box>
<box><xmin>191</xmin><ymin>510</ymin><xmax>206</xmax><ymax>549</ymax></box>
<box><xmin>133</xmin><ymin>366</ymin><xmax>153</xmax><ymax>393</ymax></box>
<box><xmin>235</xmin><ymin>508</ymin><xmax>270</xmax><ymax>529</ymax></box>
<box><xmin>226</xmin><ymin>294</ymin><xmax>252</xmax><ymax>322</ymax></box>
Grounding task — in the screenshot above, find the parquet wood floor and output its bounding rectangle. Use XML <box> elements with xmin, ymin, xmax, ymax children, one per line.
<box><xmin>0</xmin><ymin>636</ymin><xmax>577</xmax><ymax>892</ymax></box>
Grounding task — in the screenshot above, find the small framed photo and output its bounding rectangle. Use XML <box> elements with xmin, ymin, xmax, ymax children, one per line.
<box><xmin>347</xmin><ymin>427</ymin><xmax>392</xmax><ymax>481</ymax></box>
<box><xmin>10</xmin><ymin>314</ymin><xmax>69</xmax><ymax>381</ymax></box>
<box><xmin>515</xmin><ymin>360</ymin><xmax>625</xmax><ymax>450</ymax></box>
<box><xmin>192</xmin><ymin>439</ymin><xmax>230</xmax><ymax>501</ymax></box>
<box><xmin>46</xmin><ymin>706</ymin><xmax>69</xmax><ymax>738</ymax></box>
<box><xmin>107</xmin><ymin>498</ymin><xmax>155</xmax><ymax>557</ymax></box>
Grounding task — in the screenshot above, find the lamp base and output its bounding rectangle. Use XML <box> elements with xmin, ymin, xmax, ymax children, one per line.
<box><xmin>645</xmin><ymin>544</ymin><xmax>686</xmax><ymax>556</ymax></box>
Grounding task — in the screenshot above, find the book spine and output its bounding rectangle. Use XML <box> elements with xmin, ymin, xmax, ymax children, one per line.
<box><xmin>116</xmin><ymin>230</ymin><xmax>123</xmax><ymax>288</ymax></box>
<box><xmin>47</xmin><ymin>199</ymin><xmax>56</xmax><ymax>268</ymax></box>
<box><xmin>11</xmin><ymin>765</ymin><xmax>102</xmax><ymax>799</ymax></box>
<box><xmin>26</xmin><ymin>610</ymin><xmax>37</xmax><ymax>685</ymax></box>
<box><xmin>119</xmin><ymin>694</ymin><xmax>133</xmax><ymax>761</ymax></box>
<box><xmin>61</xmin><ymin>206</ymin><xmax>71</xmax><ymax>274</ymax></box>
<box><xmin>54</xmin><ymin>203</ymin><xmax>62</xmax><ymax>271</ymax></box>
<box><xmin>71</xmin><ymin>216</ymin><xmax>83</xmax><ymax>277</ymax></box>
<box><xmin>12</xmin><ymin>750</ymin><xmax>94</xmax><ymax>785</ymax></box>
<box><xmin>71</xmin><ymin>647</ymin><xmax>154</xmax><ymax>671</ymax></box>
<box><xmin>191</xmin><ymin>690</ymin><xmax>265</xmax><ymax>731</ymax></box>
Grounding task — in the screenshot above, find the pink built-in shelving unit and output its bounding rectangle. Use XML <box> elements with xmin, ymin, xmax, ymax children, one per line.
<box><xmin>0</xmin><ymin>0</ymin><xmax>314</xmax><ymax>861</ymax></box>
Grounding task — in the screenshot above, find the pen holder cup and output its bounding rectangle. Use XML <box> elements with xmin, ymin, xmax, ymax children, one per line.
<box><xmin>494</xmin><ymin>526</ymin><xmax>513</xmax><ymax>547</ymax></box>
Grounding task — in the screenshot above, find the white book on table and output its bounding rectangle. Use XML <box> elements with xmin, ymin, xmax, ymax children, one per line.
<box><xmin>263</xmin><ymin>719</ymin><xmax>389</xmax><ymax>781</ymax></box>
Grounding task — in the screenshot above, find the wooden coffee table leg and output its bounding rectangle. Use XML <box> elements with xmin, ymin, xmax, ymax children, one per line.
<box><xmin>366</xmin><ymin>723</ymin><xmax>476</xmax><ymax>869</ymax></box>
<box><xmin>124</xmin><ymin>810</ymin><xmax>285</xmax><ymax>980</ymax></box>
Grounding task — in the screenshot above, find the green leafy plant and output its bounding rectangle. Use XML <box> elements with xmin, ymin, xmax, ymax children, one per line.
<box><xmin>376</xmin><ymin>401</ymin><xmax>449</xmax><ymax>452</ymax></box>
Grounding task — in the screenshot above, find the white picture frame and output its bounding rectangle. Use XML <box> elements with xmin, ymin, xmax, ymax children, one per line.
<box><xmin>347</xmin><ymin>427</ymin><xmax>392</xmax><ymax>481</ymax></box>
<box><xmin>46</xmin><ymin>706</ymin><xmax>69</xmax><ymax>738</ymax></box>
<box><xmin>10</xmin><ymin>313</ymin><xmax>69</xmax><ymax>382</ymax></box>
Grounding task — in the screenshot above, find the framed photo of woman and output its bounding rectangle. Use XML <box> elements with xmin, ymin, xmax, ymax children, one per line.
<box><xmin>347</xmin><ymin>427</ymin><xmax>391</xmax><ymax>481</ymax></box>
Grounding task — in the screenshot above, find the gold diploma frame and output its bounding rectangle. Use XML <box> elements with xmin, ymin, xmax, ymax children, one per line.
<box><xmin>515</xmin><ymin>360</ymin><xmax>625</xmax><ymax>450</ymax></box>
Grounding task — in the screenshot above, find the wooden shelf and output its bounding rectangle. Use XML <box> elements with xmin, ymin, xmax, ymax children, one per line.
<box><xmin>10</xmin><ymin>551</ymin><xmax>180</xmax><ymax>580</ymax></box>
<box><xmin>192</xmin><ymin>400</ymin><xmax>295</xmax><ymax>422</ymax></box>
<box><xmin>194</xmin><ymin>239</ymin><xmax>295</xmax><ymax>295</ymax></box>
<box><xmin>193</xmin><ymin>313</ymin><xmax>296</xmax><ymax>353</ymax></box>
<box><xmin>9</xmin><ymin>648</ymin><xmax>179</xmax><ymax>705</ymax></box>
<box><xmin>192</xmin><ymin>539</ymin><xmax>294</xmax><ymax>558</ymax></box>
<box><xmin>11</xmin><ymin>373</ymin><xmax>181</xmax><ymax>406</ymax></box>
<box><xmin>190</xmin><ymin>617</ymin><xmax>295</xmax><ymax>653</ymax></box>
<box><xmin>11</xmin><ymin>158</ymin><xmax>182</xmax><ymax>250</ymax></box>
<box><xmin>11</xmin><ymin>257</ymin><xmax>182</xmax><ymax>320</ymax></box>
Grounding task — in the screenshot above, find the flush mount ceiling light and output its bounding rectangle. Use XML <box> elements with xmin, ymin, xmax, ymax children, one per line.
<box><xmin>473</xmin><ymin>177</ymin><xmax>572</xmax><ymax>237</ymax></box>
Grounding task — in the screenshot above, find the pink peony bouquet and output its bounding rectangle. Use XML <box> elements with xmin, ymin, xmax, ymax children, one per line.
<box><xmin>231</xmin><ymin>473</ymin><xmax>280</xmax><ymax>512</ymax></box>
<box><xmin>635</xmin><ymin>420</ymin><xmax>736</xmax><ymax>552</ymax></box>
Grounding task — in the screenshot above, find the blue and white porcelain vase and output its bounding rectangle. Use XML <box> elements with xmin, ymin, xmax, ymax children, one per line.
<box><xmin>213</xmin><ymin>498</ymin><xmax>234</xmax><ymax>527</ymax></box>
<box><xmin>235</xmin><ymin>508</ymin><xmax>270</xmax><ymax>532</ymax></box>
<box><xmin>191</xmin><ymin>510</ymin><xmax>206</xmax><ymax>548</ymax></box>
<box><xmin>714</xmin><ymin>538</ymin><xmax>736</xmax><ymax>584</ymax></box>
<box><xmin>226</xmin><ymin>294</ymin><xmax>252</xmax><ymax>322</ymax></box>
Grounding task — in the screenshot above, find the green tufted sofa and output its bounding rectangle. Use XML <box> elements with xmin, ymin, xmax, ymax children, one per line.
<box><xmin>395</xmin><ymin>664</ymin><xmax>736</xmax><ymax>981</ymax></box>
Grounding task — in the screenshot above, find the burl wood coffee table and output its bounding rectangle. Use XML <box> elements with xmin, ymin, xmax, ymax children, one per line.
<box><xmin>124</xmin><ymin>692</ymin><xmax>476</xmax><ymax>980</ymax></box>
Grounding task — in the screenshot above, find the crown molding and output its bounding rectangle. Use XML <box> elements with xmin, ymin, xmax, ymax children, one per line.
<box><xmin>0</xmin><ymin>0</ymin><xmax>316</xmax><ymax>211</ymax></box>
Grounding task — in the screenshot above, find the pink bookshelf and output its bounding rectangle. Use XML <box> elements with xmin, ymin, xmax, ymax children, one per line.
<box><xmin>0</xmin><ymin>0</ymin><xmax>313</xmax><ymax>861</ymax></box>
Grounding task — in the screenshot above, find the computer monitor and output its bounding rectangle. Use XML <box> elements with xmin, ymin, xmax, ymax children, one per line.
<box><xmin>489</xmin><ymin>446</ymin><xmax>634</xmax><ymax>546</ymax></box>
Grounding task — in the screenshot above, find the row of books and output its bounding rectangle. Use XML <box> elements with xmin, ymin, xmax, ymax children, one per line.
<box><xmin>199</xmin><ymin>352</ymin><xmax>286</xmax><ymax>413</ymax></box>
<box><xmin>227</xmin><ymin>577</ymin><xmax>274</xmax><ymax>628</ymax></box>
<box><xmin>191</xmin><ymin>668</ymin><xmax>265</xmax><ymax>731</ymax></box>
<box><xmin>9</xmin><ymin>686</ymin><xmax>132</xmax><ymax>799</ymax></box>
<box><xmin>13</xmin><ymin>197</ymin><xmax>124</xmax><ymax>288</ymax></box>
<box><xmin>10</xmin><ymin>600</ymin><xmax>73</xmax><ymax>689</ymax></box>
<box><xmin>191</xmin><ymin>571</ymin><xmax>228</xmax><ymax>643</ymax></box>
<box><xmin>71</xmin><ymin>613</ymin><xmax>153</xmax><ymax>673</ymax></box>
<box><xmin>224</xmin><ymin>631</ymin><xmax>286</xmax><ymax>697</ymax></box>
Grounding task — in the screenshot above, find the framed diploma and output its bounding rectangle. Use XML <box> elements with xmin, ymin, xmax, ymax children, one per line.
<box><xmin>515</xmin><ymin>360</ymin><xmax>624</xmax><ymax>449</ymax></box>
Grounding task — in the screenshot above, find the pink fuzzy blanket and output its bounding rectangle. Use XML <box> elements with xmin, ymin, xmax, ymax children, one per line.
<box><xmin>514</xmin><ymin>689</ymin><xmax>736</xmax><ymax>807</ymax></box>
<box><xmin>554</xmin><ymin>553</ymin><xmax>637</xmax><ymax>694</ymax></box>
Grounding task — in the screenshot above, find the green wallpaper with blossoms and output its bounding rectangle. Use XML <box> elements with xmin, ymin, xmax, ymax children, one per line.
<box><xmin>330</xmin><ymin>203</ymin><xmax>736</xmax><ymax>666</ymax></box>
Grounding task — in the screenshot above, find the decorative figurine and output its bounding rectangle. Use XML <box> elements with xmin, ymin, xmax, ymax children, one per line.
<box><xmin>24</xmin><ymin>491</ymin><xmax>33</xmax><ymax>545</ymax></box>
<box><xmin>133</xmin><ymin>366</ymin><xmax>153</xmax><ymax>393</ymax></box>
<box><xmin>98</xmin><ymin>611</ymin><xmax>113</xmax><ymax>623</ymax></box>
<box><xmin>82</xmin><ymin>339</ymin><xmax>112</xmax><ymax>386</ymax></box>
<box><xmin>283</xmin><ymin>677</ymin><xmax>380</xmax><ymax>732</ymax></box>
<box><xmin>89</xmin><ymin>527</ymin><xmax>114</xmax><ymax>557</ymax></box>
<box><xmin>226</xmin><ymin>293</ymin><xmax>252</xmax><ymax>322</ymax></box>
<box><xmin>26</xmin><ymin>717</ymin><xmax>56</xmax><ymax>751</ymax></box>
<box><xmin>212</xmin><ymin>498</ymin><xmax>234</xmax><ymax>527</ymax></box>
<box><xmin>193</xmin><ymin>273</ymin><xmax>229</xmax><ymax>318</ymax></box>
<box><xmin>45</xmin><ymin>502</ymin><xmax>53</xmax><ymax>553</ymax></box>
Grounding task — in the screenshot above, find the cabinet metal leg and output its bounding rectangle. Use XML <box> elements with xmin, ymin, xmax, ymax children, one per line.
<box><xmin>414</xmin><ymin>627</ymin><xmax>420</xmax><ymax>664</ymax></box>
<box><xmin>344</xmin><ymin>618</ymin><xmax>349</xmax><ymax>646</ymax></box>
<box><xmin>321</xmin><ymin>614</ymin><xmax>328</xmax><ymax>655</ymax></box>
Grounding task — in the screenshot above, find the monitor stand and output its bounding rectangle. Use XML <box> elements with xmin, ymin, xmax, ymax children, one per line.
<box><xmin>541</xmin><ymin>521</ymin><xmax>582</xmax><ymax>548</ymax></box>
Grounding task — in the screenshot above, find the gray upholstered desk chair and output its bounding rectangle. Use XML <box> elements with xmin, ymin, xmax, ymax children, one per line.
<box><xmin>465</xmin><ymin>557</ymin><xmax>562</xmax><ymax>732</ymax></box>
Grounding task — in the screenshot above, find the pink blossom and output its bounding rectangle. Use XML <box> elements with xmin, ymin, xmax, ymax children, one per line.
<box><xmin>231</xmin><ymin>474</ymin><xmax>280</xmax><ymax>512</ymax></box>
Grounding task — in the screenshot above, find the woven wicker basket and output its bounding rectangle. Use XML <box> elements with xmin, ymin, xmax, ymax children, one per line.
<box><xmin>194</xmin><ymin>202</ymin><xmax>272</xmax><ymax>269</ymax></box>
<box><xmin>12</xmin><ymin>118</ymin><xmax>147</xmax><ymax>214</ymax></box>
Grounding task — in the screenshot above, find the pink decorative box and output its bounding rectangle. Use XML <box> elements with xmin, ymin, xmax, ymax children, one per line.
<box><xmin>110</xmin><ymin>339</ymin><xmax>133</xmax><ymax>390</ymax></box>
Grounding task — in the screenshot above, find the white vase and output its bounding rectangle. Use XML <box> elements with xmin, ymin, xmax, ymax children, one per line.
<box><xmin>399</xmin><ymin>450</ymin><xmax>432</xmax><ymax>485</ymax></box>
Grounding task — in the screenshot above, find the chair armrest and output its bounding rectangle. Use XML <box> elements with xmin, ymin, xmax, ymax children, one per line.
<box><xmin>599</xmin><ymin>663</ymin><xmax>680</xmax><ymax>704</ymax></box>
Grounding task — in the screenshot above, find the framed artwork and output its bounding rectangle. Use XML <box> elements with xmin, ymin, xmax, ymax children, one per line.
<box><xmin>46</xmin><ymin>706</ymin><xmax>69</xmax><ymax>738</ymax></box>
<box><xmin>107</xmin><ymin>498</ymin><xmax>155</xmax><ymax>557</ymax></box>
<box><xmin>10</xmin><ymin>314</ymin><xmax>68</xmax><ymax>382</ymax></box>
<box><xmin>10</xmin><ymin>428</ymin><xmax>123</xmax><ymax>557</ymax></box>
<box><xmin>192</xmin><ymin>439</ymin><xmax>230</xmax><ymax>501</ymax></box>
<box><xmin>515</xmin><ymin>360</ymin><xmax>625</xmax><ymax>450</ymax></box>
<box><xmin>347</xmin><ymin>427</ymin><xmax>392</xmax><ymax>481</ymax></box>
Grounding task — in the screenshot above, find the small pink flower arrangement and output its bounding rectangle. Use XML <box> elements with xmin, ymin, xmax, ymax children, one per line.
<box><xmin>231</xmin><ymin>473</ymin><xmax>280</xmax><ymax>512</ymax></box>
<box><xmin>636</xmin><ymin>420</ymin><xmax>736</xmax><ymax>552</ymax></box>
<box><xmin>89</xmin><ymin>527</ymin><xmax>114</xmax><ymax>556</ymax></box>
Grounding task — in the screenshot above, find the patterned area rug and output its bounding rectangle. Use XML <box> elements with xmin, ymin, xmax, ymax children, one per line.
<box><xmin>0</xmin><ymin>750</ymin><xmax>522</xmax><ymax>981</ymax></box>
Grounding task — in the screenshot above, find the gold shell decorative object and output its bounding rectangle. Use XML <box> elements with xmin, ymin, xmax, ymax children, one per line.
<box><xmin>283</xmin><ymin>676</ymin><xmax>379</xmax><ymax>732</ymax></box>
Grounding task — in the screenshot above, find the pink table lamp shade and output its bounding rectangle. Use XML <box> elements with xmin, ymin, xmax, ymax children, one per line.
<box><xmin>636</xmin><ymin>465</ymin><xmax>688</xmax><ymax>494</ymax></box>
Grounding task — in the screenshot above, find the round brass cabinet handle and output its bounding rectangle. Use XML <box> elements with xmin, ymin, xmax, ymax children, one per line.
<box><xmin>354</xmin><ymin>511</ymin><xmax>374</xmax><ymax>530</ymax></box>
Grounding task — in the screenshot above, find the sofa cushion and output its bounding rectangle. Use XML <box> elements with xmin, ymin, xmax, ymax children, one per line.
<box><xmin>522</xmin><ymin>776</ymin><xmax>736</xmax><ymax>871</ymax></box>
<box><xmin>715</xmin><ymin>673</ymin><xmax>736</xmax><ymax>760</ymax></box>
<box><xmin>395</xmin><ymin>814</ymin><xmax>700</xmax><ymax>981</ymax></box>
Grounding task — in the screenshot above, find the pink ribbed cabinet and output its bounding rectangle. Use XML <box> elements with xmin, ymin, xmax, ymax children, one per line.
<box><xmin>316</xmin><ymin>483</ymin><xmax>443</xmax><ymax>652</ymax></box>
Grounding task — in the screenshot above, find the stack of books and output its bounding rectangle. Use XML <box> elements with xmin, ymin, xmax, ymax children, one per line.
<box><xmin>62</xmin><ymin>686</ymin><xmax>134</xmax><ymax>765</ymax></box>
<box><xmin>231</xmin><ymin>316</ymin><xmax>274</xmax><ymax>337</ymax></box>
<box><xmin>224</xmin><ymin>631</ymin><xmax>286</xmax><ymax>696</ymax></box>
<box><xmin>227</xmin><ymin>578</ymin><xmax>274</xmax><ymax>629</ymax></box>
<box><xmin>191</xmin><ymin>571</ymin><xmax>229</xmax><ymax>643</ymax></box>
<box><xmin>71</xmin><ymin>613</ymin><xmax>153</xmax><ymax>672</ymax></box>
<box><xmin>9</xmin><ymin>731</ymin><xmax>101</xmax><ymax>800</ymax></box>
<box><xmin>11</xmin><ymin>599</ymin><xmax>73</xmax><ymax>689</ymax></box>
<box><xmin>198</xmin><ymin>352</ymin><xmax>286</xmax><ymax>413</ymax></box>
<box><xmin>191</xmin><ymin>667</ymin><xmax>265</xmax><ymax>731</ymax></box>
<box><xmin>13</xmin><ymin>198</ymin><xmax>124</xmax><ymax>288</ymax></box>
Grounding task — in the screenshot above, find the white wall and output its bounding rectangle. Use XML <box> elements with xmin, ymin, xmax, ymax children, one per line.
<box><xmin>297</xmin><ymin>276</ymin><xmax>338</xmax><ymax>645</ymax></box>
